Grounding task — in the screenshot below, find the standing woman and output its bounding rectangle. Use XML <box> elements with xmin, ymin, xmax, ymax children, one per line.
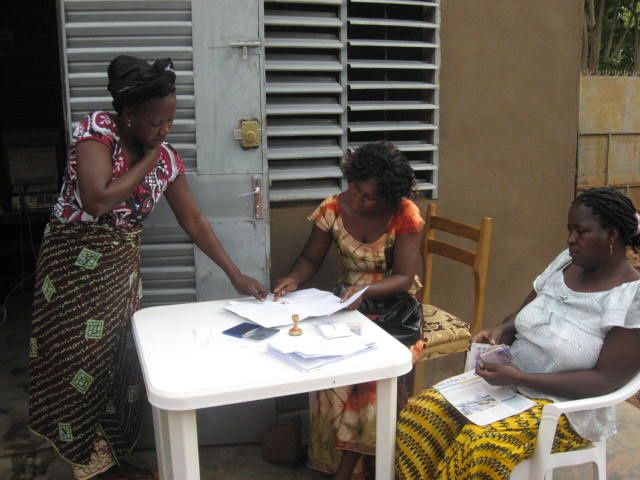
<box><xmin>28</xmin><ymin>56</ymin><xmax>266</xmax><ymax>480</ymax></box>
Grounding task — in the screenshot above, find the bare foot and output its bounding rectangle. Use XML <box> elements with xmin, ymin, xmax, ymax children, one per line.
<box><xmin>410</xmin><ymin>340</ymin><xmax>425</xmax><ymax>364</ymax></box>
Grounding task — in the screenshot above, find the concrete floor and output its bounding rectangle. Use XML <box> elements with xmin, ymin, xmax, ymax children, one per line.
<box><xmin>2</xmin><ymin>291</ymin><xmax>640</xmax><ymax>479</ymax></box>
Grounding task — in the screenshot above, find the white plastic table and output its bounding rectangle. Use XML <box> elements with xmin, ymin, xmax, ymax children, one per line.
<box><xmin>132</xmin><ymin>299</ymin><xmax>413</xmax><ymax>480</ymax></box>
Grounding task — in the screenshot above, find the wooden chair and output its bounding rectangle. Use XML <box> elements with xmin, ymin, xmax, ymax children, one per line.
<box><xmin>412</xmin><ymin>203</ymin><xmax>493</xmax><ymax>395</ymax></box>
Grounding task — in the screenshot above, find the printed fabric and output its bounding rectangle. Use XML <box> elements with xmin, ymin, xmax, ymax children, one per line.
<box><xmin>53</xmin><ymin>111</ymin><xmax>185</xmax><ymax>229</ymax></box>
<box><xmin>395</xmin><ymin>388</ymin><xmax>589</xmax><ymax>479</ymax></box>
<box><xmin>28</xmin><ymin>219</ymin><xmax>144</xmax><ymax>476</ymax></box>
<box><xmin>308</xmin><ymin>194</ymin><xmax>425</xmax><ymax>294</ymax></box>
<box><xmin>306</xmin><ymin>194</ymin><xmax>424</xmax><ymax>478</ymax></box>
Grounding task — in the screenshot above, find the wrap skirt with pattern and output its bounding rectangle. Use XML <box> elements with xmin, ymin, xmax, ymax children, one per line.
<box><xmin>28</xmin><ymin>219</ymin><xmax>144</xmax><ymax>469</ymax></box>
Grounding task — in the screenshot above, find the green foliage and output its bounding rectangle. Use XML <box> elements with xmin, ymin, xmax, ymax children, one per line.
<box><xmin>584</xmin><ymin>0</ymin><xmax>640</xmax><ymax>73</ymax></box>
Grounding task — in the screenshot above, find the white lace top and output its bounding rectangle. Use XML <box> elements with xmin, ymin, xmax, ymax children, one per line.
<box><xmin>510</xmin><ymin>249</ymin><xmax>640</xmax><ymax>442</ymax></box>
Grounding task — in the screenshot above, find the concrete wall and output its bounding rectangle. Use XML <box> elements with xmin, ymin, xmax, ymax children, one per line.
<box><xmin>270</xmin><ymin>0</ymin><xmax>583</xmax><ymax>328</ymax></box>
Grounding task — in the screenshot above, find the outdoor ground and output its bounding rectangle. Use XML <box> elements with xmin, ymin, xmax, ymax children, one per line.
<box><xmin>2</xmin><ymin>292</ymin><xmax>639</xmax><ymax>479</ymax></box>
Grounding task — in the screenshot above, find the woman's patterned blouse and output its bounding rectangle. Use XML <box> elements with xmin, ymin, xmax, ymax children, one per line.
<box><xmin>309</xmin><ymin>194</ymin><xmax>425</xmax><ymax>294</ymax></box>
<box><xmin>53</xmin><ymin>111</ymin><xmax>185</xmax><ymax>229</ymax></box>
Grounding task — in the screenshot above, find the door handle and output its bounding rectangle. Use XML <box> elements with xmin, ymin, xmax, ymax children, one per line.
<box><xmin>252</xmin><ymin>175</ymin><xmax>263</xmax><ymax>220</ymax></box>
<box><xmin>229</xmin><ymin>40</ymin><xmax>261</xmax><ymax>60</ymax></box>
<box><xmin>235</xmin><ymin>175</ymin><xmax>263</xmax><ymax>220</ymax></box>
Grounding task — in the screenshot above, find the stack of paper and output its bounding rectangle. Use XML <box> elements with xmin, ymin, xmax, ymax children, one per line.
<box><xmin>225</xmin><ymin>287</ymin><xmax>368</xmax><ymax>328</ymax></box>
<box><xmin>266</xmin><ymin>334</ymin><xmax>376</xmax><ymax>371</ymax></box>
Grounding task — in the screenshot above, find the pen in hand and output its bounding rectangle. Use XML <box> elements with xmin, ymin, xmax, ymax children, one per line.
<box><xmin>272</xmin><ymin>276</ymin><xmax>298</xmax><ymax>301</ymax></box>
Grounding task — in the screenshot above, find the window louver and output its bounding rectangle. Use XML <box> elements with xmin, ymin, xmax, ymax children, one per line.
<box><xmin>264</xmin><ymin>0</ymin><xmax>346</xmax><ymax>202</ymax></box>
<box><xmin>347</xmin><ymin>0</ymin><xmax>439</xmax><ymax>194</ymax></box>
<box><xmin>140</xmin><ymin>226</ymin><xmax>197</xmax><ymax>307</ymax></box>
<box><xmin>265</xmin><ymin>0</ymin><xmax>440</xmax><ymax>201</ymax></box>
<box><xmin>59</xmin><ymin>0</ymin><xmax>197</xmax><ymax>307</ymax></box>
<box><xmin>60</xmin><ymin>0</ymin><xmax>197</xmax><ymax>170</ymax></box>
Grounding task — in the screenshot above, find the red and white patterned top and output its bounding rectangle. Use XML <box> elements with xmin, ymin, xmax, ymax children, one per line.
<box><xmin>53</xmin><ymin>111</ymin><xmax>185</xmax><ymax>229</ymax></box>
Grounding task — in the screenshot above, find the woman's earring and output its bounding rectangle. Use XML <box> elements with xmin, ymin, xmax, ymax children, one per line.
<box><xmin>609</xmin><ymin>241</ymin><xmax>613</xmax><ymax>256</ymax></box>
<box><xmin>126</xmin><ymin>119</ymin><xmax>132</xmax><ymax>128</ymax></box>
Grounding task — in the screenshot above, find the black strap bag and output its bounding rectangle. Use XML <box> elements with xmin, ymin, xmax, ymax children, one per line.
<box><xmin>333</xmin><ymin>285</ymin><xmax>423</xmax><ymax>346</ymax></box>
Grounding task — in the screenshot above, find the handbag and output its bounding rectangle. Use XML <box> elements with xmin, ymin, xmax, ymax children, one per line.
<box><xmin>333</xmin><ymin>285</ymin><xmax>423</xmax><ymax>346</ymax></box>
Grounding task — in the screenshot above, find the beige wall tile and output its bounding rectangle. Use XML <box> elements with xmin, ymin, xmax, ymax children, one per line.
<box><xmin>608</xmin><ymin>135</ymin><xmax>640</xmax><ymax>185</ymax></box>
<box><xmin>581</xmin><ymin>76</ymin><xmax>640</xmax><ymax>134</ymax></box>
<box><xmin>577</xmin><ymin>135</ymin><xmax>608</xmax><ymax>188</ymax></box>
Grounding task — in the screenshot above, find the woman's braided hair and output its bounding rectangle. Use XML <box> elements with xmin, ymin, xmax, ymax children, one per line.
<box><xmin>342</xmin><ymin>141</ymin><xmax>415</xmax><ymax>209</ymax></box>
<box><xmin>573</xmin><ymin>187</ymin><xmax>640</xmax><ymax>251</ymax></box>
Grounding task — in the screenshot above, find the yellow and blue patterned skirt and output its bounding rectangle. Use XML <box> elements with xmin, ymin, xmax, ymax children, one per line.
<box><xmin>395</xmin><ymin>388</ymin><xmax>590</xmax><ymax>480</ymax></box>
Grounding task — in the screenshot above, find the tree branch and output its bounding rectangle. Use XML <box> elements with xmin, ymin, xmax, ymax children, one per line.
<box><xmin>590</xmin><ymin>0</ymin><xmax>607</xmax><ymax>68</ymax></box>
<box><xmin>583</xmin><ymin>13</ymin><xmax>591</xmax><ymax>70</ymax></box>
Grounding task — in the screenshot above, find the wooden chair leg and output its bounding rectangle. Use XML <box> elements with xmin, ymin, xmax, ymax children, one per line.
<box><xmin>412</xmin><ymin>358</ymin><xmax>427</xmax><ymax>396</ymax></box>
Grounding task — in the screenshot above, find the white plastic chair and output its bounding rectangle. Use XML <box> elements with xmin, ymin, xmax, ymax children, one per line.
<box><xmin>510</xmin><ymin>369</ymin><xmax>640</xmax><ymax>480</ymax></box>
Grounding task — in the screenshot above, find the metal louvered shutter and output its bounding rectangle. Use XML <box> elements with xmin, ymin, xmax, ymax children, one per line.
<box><xmin>264</xmin><ymin>0</ymin><xmax>346</xmax><ymax>202</ymax></box>
<box><xmin>264</xmin><ymin>0</ymin><xmax>440</xmax><ymax>202</ymax></box>
<box><xmin>348</xmin><ymin>0</ymin><xmax>439</xmax><ymax>194</ymax></box>
<box><xmin>58</xmin><ymin>0</ymin><xmax>197</xmax><ymax>307</ymax></box>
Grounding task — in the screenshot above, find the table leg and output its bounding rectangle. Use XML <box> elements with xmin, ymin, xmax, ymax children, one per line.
<box><xmin>376</xmin><ymin>377</ymin><xmax>398</xmax><ymax>480</ymax></box>
<box><xmin>166</xmin><ymin>409</ymin><xmax>201</xmax><ymax>480</ymax></box>
<box><xmin>152</xmin><ymin>406</ymin><xmax>173</xmax><ymax>480</ymax></box>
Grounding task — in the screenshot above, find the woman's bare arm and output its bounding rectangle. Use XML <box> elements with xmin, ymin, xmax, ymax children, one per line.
<box><xmin>76</xmin><ymin>140</ymin><xmax>160</xmax><ymax>217</ymax></box>
<box><xmin>164</xmin><ymin>175</ymin><xmax>267</xmax><ymax>299</ymax></box>
<box><xmin>477</xmin><ymin>326</ymin><xmax>640</xmax><ymax>398</ymax></box>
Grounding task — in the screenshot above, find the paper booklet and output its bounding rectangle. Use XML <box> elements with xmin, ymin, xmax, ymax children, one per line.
<box><xmin>464</xmin><ymin>342</ymin><xmax>513</xmax><ymax>372</ymax></box>
<box><xmin>434</xmin><ymin>370</ymin><xmax>536</xmax><ymax>426</ymax></box>
<box><xmin>224</xmin><ymin>287</ymin><xmax>369</xmax><ymax>328</ymax></box>
<box><xmin>266</xmin><ymin>334</ymin><xmax>376</xmax><ymax>372</ymax></box>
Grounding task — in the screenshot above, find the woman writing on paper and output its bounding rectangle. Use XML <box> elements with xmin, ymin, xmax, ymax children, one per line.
<box><xmin>395</xmin><ymin>187</ymin><xmax>640</xmax><ymax>479</ymax></box>
<box><xmin>273</xmin><ymin>141</ymin><xmax>424</xmax><ymax>479</ymax></box>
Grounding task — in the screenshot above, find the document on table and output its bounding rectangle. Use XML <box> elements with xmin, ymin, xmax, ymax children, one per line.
<box><xmin>192</xmin><ymin>328</ymin><xmax>256</xmax><ymax>350</ymax></box>
<box><xmin>434</xmin><ymin>370</ymin><xmax>536</xmax><ymax>426</ymax></box>
<box><xmin>224</xmin><ymin>287</ymin><xmax>369</xmax><ymax>328</ymax></box>
<box><xmin>316</xmin><ymin>319</ymin><xmax>354</xmax><ymax>339</ymax></box>
<box><xmin>266</xmin><ymin>334</ymin><xmax>376</xmax><ymax>372</ymax></box>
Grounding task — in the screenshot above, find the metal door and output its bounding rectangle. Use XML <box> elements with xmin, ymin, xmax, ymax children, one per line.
<box><xmin>140</xmin><ymin>0</ymin><xmax>274</xmax><ymax>445</ymax></box>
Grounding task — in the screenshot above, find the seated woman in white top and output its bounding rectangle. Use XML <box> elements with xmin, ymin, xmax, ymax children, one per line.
<box><xmin>395</xmin><ymin>187</ymin><xmax>640</xmax><ymax>480</ymax></box>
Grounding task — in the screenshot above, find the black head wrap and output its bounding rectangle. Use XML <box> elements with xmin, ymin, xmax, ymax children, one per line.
<box><xmin>107</xmin><ymin>55</ymin><xmax>176</xmax><ymax>115</ymax></box>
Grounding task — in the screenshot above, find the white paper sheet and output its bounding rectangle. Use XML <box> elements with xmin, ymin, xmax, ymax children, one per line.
<box><xmin>435</xmin><ymin>370</ymin><xmax>536</xmax><ymax>426</ymax></box>
<box><xmin>224</xmin><ymin>287</ymin><xmax>369</xmax><ymax>327</ymax></box>
<box><xmin>316</xmin><ymin>319</ymin><xmax>354</xmax><ymax>339</ymax></box>
<box><xmin>192</xmin><ymin>328</ymin><xmax>255</xmax><ymax>350</ymax></box>
<box><xmin>266</xmin><ymin>334</ymin><xmax>376</xmax><ymax>371</ymax></box>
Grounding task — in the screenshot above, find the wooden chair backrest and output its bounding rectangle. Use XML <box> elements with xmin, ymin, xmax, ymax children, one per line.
<box><xmin>421</xmin><ymin>203</ymin><xmax>493</xmax><ymax>335</ymax></box>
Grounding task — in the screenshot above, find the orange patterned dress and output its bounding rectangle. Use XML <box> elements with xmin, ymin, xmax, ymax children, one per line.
<box><xmin>306</xmin><ymin>194</ymin><xmax>424</xmax><ymax>478</ymax></box>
